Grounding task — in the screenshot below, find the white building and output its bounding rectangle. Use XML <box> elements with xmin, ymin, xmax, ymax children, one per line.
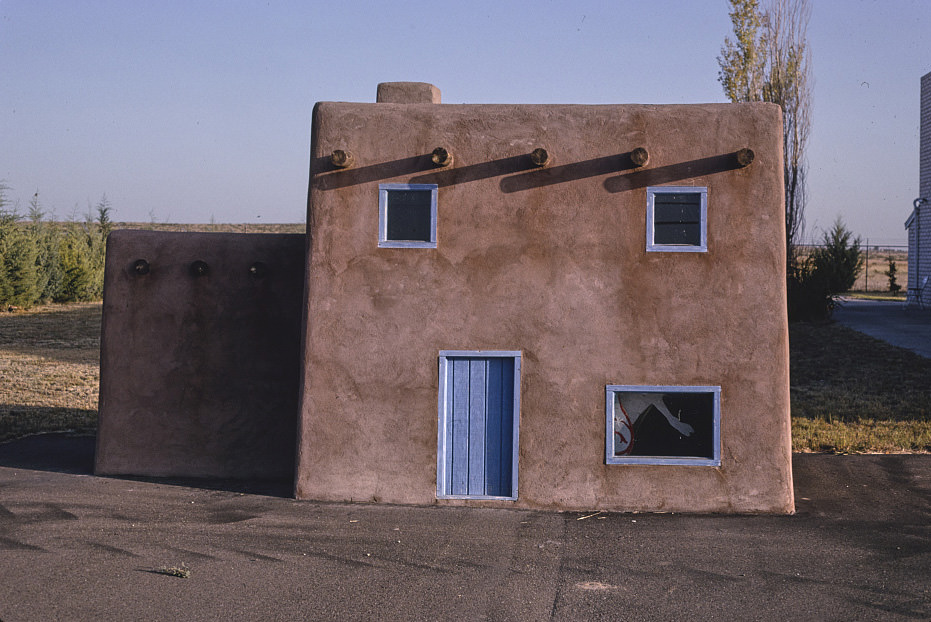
<box><xmin>906</xmin><ymin>71</ymin><xmax>931</xmax><ymax>306</ymax></box>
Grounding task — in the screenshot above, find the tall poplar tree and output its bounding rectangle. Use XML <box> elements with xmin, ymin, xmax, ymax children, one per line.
<box><xmin>717</xmin><ymin>0</ymin><xmax>811</xmax><ymax>265</ymax></box>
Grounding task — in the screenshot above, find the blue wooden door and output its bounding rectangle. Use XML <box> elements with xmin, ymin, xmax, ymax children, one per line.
<box><xmin>439</xmin><ymin>354</ymin><xmax>518</xmax><ymax>498</ymax></box>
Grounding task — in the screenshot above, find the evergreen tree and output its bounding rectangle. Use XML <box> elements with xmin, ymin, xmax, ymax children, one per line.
<box><xmin>96</xmin><ymin>194</ymin><xmax>113</xmax><ymax>238</ymax></box>
<box><xmin>2</xmin><ymin>228</ymin><xmax>39</xmax><ymax>307</ymax></box>
<box><xmin>885</xmin><ymin>257</ymin><xmax>901</xmax><ymax>294</ymax></box>
<box><xmin>27</xmin><ymin>190</ymin><xmax>45</xmax><ymax>223</ymax></box>
<box><xmin>27</xmin><ymin>191</ymin><xmax>51</xmax><ymax>301</ymax></box>
<box><xmin>57</xmin><ymin>225</ymin><xmax>97</xmax><ymax>302</ymax></box>
<box><xmin>0</xmin><ymin>195</ymin><xmax>14</xmax><ymax>305</ymax></box>
<box><xmin>0</xmin><ymin>183</ymin><xmax>39</xmax><ymax>307</ymax></box>
<box><xmin>811</xmin><ymin>218</ymin><xmax>864</xmax><ymax>294</ymax></box>
<box><xmin>35</xmin><ymin>222</ymin><xmax>65</xmax><ymax>302</ymax></box>
<box><xmin>0</xmin><ymin>185</ymin><xmax>111</xmax><ymax>306</ymax></box>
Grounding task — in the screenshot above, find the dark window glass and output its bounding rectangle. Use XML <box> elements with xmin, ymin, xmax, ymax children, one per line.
<box><xmin>653</xmin><ymin>193</ymin><xmax>702</xmax><ymax>246</ymax></box>
<box><xmin>613</xmin><ymin>391</ymin><xmax>715</xmax><ymax>459</ymax></box>
<box><xmin>386</xmin><ymin>190</ymin><xmax>432</xmax><ymax>242</ymax></box>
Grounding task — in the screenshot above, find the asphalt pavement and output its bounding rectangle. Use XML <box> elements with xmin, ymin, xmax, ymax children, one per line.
<box><xmin>833</xmin><ymin>297</ymin><xmax>931</xmax><ymax>358</ymax></box>
<box><xmin>0</xmin><ymin>433</ymin><xmax>929</xmax><ymax>621</ymax></box>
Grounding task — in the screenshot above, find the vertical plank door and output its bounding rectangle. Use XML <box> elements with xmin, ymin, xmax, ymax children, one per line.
<box><xmin>443</xmin><ymin>356</ymin><xmax>515</xmax><ymax>498</ymax></box>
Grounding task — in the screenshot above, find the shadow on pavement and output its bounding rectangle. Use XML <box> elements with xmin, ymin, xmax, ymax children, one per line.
<box><xmin>0</xmin><ymin>432</ymin><xmax>292</xmax><ymax>497</ymax></box>
<box><xmin>0</xmin><ymin>435</ymin><xmax>929</xmax><ymax>620</ymax></box>
<box><xmin>0</xmin><ymin>432</ymin><xmax>95</xmax><ymax>474</ymax></box>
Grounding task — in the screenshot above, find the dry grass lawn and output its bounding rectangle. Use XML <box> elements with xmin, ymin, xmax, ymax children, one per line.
<box><xmin>0</xmin><ymin>222</ymin><xmax>304</xmax><ymax>444</ymax></box>
<box><xmin>0</xmin><ymin>302</ymin><xmax>100</xmax><ymax>442</ymax></box>
<box><xmin>1</xmin><ymin>296</ymin><xmax>930</xmax><ymax>454</ymax></box>
<box><xmin>849</xmin><ymin>248</ymin><xmax>907</xmax><ymax>294</ymax></box>
<box><xmin>790</xmin><ymin>321</ymin><xmax>931</xmax><ymax>453</ymax></box>
<box><xmin>112</xmin><ymin>222</ymin><xmax>305</xmax><ymax>234</ymax></box>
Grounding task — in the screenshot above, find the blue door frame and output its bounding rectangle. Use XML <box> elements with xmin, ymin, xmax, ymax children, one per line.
<box><xmin>437</xmin><ymin>351</ymin><xmax>521</xmax><ymax>500</ymax></box>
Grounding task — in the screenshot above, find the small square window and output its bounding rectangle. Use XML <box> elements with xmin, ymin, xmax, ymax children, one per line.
<box><xmin>646</xmin><ymin>186</ymin><xmax>708</xmax><ymax>252</ymax></box>
<box><xmin>379</xmin><ymin>183</ymin><xmax>437</xmax><ymax>248</ymax></box>
<box><xmin>605</xmin><ymin>385</ymin><xmax>721</xmax><ymax>466</ymax></box>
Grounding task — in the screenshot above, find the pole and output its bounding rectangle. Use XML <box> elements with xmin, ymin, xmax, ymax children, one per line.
<box><xmin>865</xmin><ymin>239</ymin><xmax>869</xmax><ymax>292</ymax></box>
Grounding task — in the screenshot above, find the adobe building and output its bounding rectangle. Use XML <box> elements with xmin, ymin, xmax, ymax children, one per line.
<box><xmin>295</xmin><ymin>83</ymin><xmax>793</xmax><ymax>513</ymax></box>
<box><xmin>96</xmin><ymin>82</ymin><xmax>794</xmax><ymax>514</ymax></box>
<box><xmin>95</xmin><ymin>231</ymin><xmax>305</xmax><ymax>479</ymax></box>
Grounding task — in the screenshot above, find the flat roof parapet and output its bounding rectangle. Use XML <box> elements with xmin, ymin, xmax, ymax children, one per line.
<box><xmin>376</xmin><ymin>82</ymin><xmax>441</xmax><ymax>104</ymax></box>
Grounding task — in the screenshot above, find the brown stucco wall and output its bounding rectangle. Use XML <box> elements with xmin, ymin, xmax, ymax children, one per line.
<box><xmin>96</xmin><ymin>230</ymin><xmax>305</xmax><ymax>479</ymax></box>
<box><xmin>297</xmin><ymin>99</ymin><xmax>793</xmax><ymax>513</ymax></box>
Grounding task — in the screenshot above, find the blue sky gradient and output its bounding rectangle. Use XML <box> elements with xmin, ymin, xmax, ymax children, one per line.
<box><xmin>1</xmin><ymin>1</ymin><xmax>928</xmax><ymax>244</ymax></box>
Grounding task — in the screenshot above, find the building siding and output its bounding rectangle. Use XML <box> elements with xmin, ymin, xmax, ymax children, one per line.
<box><xmin>907</xmin><ymin>71</ymin><xmax>931</xmax><ymax>302</ymax></box>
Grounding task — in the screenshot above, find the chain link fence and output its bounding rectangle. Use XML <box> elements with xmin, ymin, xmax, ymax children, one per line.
<box><xmin>795</xmin><ymin>242</ymin><xmax>908</xmax><ymax>294</ymax></box>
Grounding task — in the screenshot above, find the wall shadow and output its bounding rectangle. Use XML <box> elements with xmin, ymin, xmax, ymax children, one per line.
<box><xmin>0</xmin><ymin>430</ymin><xmax>292</xmax><ymax>497</ymax></box>
<box><xmin>500</xmin><ymin>153</ymin><xmax>637</xmax><ymax>193</ymax></box>
<box><xmin>103</xmin><ymin>474</ymin><xmax>294</xmax><ymax>498</ymax></box>
<box><xmin>603</xmin><ymin>153</ymin><xmax>747</xmax><ymax>192</ymax></box>
<box><xmin>312</xmin><ymin>151</ymin><xmax>748</xmax><ymax>193</ymax></box>
<box><xmin>314</xmin><ymin>154</ymin><xmax>542</xmax><ymax>190</ymax></box>
<box><xmin>312</xmin><ymin>155</ymin><xmax>433</xmax><ymax>190</ymax></box>
<box><xmin>0</xmin><ymin>430</ymin><xmax>96</xmax><ymax>474</ymax></box>
<box><xmin>410</xmin><ymin>155</ymin><xmax>534</xmax><ymax>187</ymax></box>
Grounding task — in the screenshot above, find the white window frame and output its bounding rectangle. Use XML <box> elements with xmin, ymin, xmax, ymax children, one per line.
<box><xmin>646</xmin><ymin>186</ymin><xmax>708</xmax><ymax>253</ymax></box>
<box><xmin>378</xmin><ymin>183</ymin><xmax>438</xmax><ymax>248</ymax></box>
<box><xmin>605</xmin><ymin>384</ymin><xmax>721</xmax><ymax>466</ymax></box>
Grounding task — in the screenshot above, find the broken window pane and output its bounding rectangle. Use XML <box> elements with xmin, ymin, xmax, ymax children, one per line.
<box><xmin>607</xmin><ymin>386</ymin><xmax>720</xmax><ymax>466</ymax></box>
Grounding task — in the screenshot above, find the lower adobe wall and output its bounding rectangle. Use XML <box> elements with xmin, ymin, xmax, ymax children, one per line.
<box><xmin>95</xmin><ymin>230</ymin><xmax>305</xmax><ymax>479</ymax></box>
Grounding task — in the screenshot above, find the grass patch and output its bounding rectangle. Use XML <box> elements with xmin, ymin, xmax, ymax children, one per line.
<box><xmin>792</xmin><ymin>418</ymin><xmax>931</xmax><ymax>454</ymax></box>
<box><xmin>843</xmin><ymin>292</ymin><xmax>907</xmax><ymax>302</ymax></box>
<box><xmin>112</xmin><ymin>222</ymin><xmax>305</xmax><ymax>234</ymax></box>
<box><xmin>790</xmin><ymin>321</ymin><xmax>931</xmax><ymax>453</ymax></box>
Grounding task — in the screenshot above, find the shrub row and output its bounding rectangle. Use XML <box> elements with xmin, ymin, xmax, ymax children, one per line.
<box><xmin>0</xmin><ymin>193</ymin><xmax>111</xmax><ymax>308</ymax></box>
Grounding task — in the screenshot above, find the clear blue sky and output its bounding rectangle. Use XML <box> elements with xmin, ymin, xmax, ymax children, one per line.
<box><xmin>1</xmin><ymin>1</ymin><xmax>928</xmax><ymax>245</ymax></box>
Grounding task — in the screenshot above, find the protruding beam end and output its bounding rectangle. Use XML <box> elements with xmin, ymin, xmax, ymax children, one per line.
<box><xmin>249</xmin><ymin>262</ymin><xmax>268</xmax><ymax>279</ymax></box>
<box><xmin>736</xmin><ymin>148</ymin><xmax>755</xmax><ymax>167</ymax></box>
<box><xmin>189</xmin><ymin>260</ymin><xmax>209</xmax><ymax>277</ymax></box>
<box><xmin>629</xmin><ymin>147</ymin><xmax>649</xmax><ymax>168</ymax></box>
<box><xmin>330</xmin><ymin>149</ymin><xmax>354</xmax><ymax>169</ymax></box>
<box><xmin>530</xmin><ymin>148</ymin><xmax>551</xmax><ymax>167</ymax></box>
<box><xmin>431</xmin><ymin>147</ymin><xmax>453</xmax><ymax>167</ymax></box>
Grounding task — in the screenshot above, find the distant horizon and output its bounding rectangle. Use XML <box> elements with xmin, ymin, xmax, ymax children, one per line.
<box><xmin>8</xmin><ymin>219</ymin><xmax>913</xmax><ymax>249</ymax></box>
